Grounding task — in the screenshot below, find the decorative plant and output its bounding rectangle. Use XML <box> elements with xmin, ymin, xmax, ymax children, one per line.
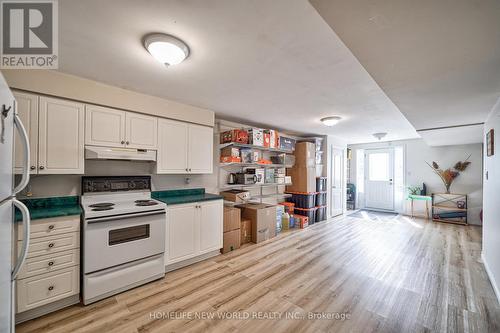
<box><xmin>407</xmin><ymin>186</ymin><xmax>422</xmax><ymax>196</ymax></box>
<box><xmin>426</xmin><ymin>155</ymin><xmax>471</xmax><ymax>194</ymax></box>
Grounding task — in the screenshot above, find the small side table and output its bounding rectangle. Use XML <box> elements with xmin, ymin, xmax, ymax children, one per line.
<box><xmin>408</xmin><ymin>195</ymin><xmax>432</xmax><ymax>220</ymax></box>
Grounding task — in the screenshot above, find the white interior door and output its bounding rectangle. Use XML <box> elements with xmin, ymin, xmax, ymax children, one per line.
<box><xmin>330</xmin><ymin>148</ymin><xmax>344</xmax><ymax>217</ymax></box>
<box><xmin>365</xmin><ymin>148</ymin><xmax>394</xmax><ymax>210</ymax></box>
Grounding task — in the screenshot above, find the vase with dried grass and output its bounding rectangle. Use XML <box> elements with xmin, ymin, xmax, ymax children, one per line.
<box><xmin>426</xmin><ymin>155</ymin><xmax>471</xmax><ymax>194</ymax></box>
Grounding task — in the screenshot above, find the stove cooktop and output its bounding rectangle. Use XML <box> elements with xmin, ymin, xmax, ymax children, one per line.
<box><xmin>81</xmin><ymin>192</ymin><xmax>166</xmax><ymax>219</ymax></box>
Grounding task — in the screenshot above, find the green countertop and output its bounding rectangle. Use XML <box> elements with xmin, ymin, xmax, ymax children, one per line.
<box><xmin>152</xmin><ymin>188</ymin><xmax>223</xmax><ymax>205</ymax></box>
<box><xmin>15</xmin><ymin>196</ymin><xmax>82</xmax><ymax>222</ymax></box>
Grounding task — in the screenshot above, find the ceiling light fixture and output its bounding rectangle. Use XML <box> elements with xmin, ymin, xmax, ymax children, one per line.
<box><xmin>320</xmin><ymin>116</ymin><xmax>342</xmax><ymax>126</ymax></box>
<box><xmin>373</xmin><ymin>132</ymin><xmax>387</xmax><ymax>140</ymax></box>
<box><xmin>144</xmin><ymin>33</ymin><xmax>189</xmax><ymax>67</ymax></box>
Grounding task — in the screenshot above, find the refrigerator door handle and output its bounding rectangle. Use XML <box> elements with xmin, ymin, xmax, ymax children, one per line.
<box><xmin>11</xmin><ymin>199</ymin><xmax>30</xmax><ymax>280</ymax></box>
<box><xmin>13</xmin><ymin>109</ymin><xmax>30</xmax><ymax>195</ymax></box>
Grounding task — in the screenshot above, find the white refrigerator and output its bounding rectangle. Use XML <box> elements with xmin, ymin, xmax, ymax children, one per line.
<box><xmin>0</xmin><ymin>73</ymin><xmax>31</xmax><ymax>333</ymax></box>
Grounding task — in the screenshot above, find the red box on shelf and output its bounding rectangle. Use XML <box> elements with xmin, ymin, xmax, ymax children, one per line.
<box><xmin>220</xmin><ymin>129</ymin><xmax>249</xmax><ymax>144</ymax></box>
<box><xmin>220</xmin><ymin>156</ymin><xmax>242</xmax><ymax>163</ymax></box>
<box><xmin>263</xmin><ymin>132</ymin><xmax>271</xmax><ymax>148</ymax></box>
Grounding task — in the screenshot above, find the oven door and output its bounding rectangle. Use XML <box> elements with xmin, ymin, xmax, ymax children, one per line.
<box><xmin>83</xmin><ymin>210</ymin><xmax>166</xmax><ymax>274</ymax></box>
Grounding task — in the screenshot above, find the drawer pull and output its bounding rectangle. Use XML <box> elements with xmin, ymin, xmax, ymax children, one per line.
<box><xmin>48</xmin><ymin>285</ymin><xmax>54</xmax><ymax>291</ymax></box>
<box><xmin>48</xmin><ymin>225</ymin><xmax>55</xmax><ymax>230</ymax></box>
<box><xmin>48</xmin><ymin>243</ymin><xmax>55</xmax><ymax>248</ymax></box>
<box><xmin>48</xmin><ymin>261</ymin><xmax>54</xmax><ymax>266</ymax></box>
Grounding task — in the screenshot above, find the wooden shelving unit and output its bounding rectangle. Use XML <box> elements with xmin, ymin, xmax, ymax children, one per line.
<box><xmin>431</xmin><ymin>193</ymin><xmax>468</xmax><ymax>225</ymax></box>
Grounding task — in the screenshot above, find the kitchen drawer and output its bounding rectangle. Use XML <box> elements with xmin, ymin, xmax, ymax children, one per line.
<box><xmin>20</xmin><ymin>232</ymin><xmax>79</xmax><ymax>259</ymax></box>
<box><xmin>18</xmin><ymin>215</ymin><xmax>80</xmax><ymax>241</ymax></box>
<box><xmin>17</xmin><ymin>249</ymin><xmax>80</xmax><ymax>280</ymax></box>
<box><xmin>16</xmin><ymin>266</ymin><xmax>79</xmax><ymax>313</ymax></box>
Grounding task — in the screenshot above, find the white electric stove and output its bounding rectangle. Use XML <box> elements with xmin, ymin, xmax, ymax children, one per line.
<box><xmin>81</xmin><ymin>176</ymin><xmax>166</xmax><ymax>305</ymax></box>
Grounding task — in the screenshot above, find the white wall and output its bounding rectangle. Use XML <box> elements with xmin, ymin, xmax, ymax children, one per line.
<box><xmin>482</xmin><ymin>99</ymin><xmax>500</xmax><ymax>302</ymax></box>
<box><xmin>348</xmin><ymin>139</ymin><xmax>483</xmax><ymax>225</ymax></box>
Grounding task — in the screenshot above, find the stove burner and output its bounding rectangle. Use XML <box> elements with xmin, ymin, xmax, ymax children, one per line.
<box><xmin>89</xmin><ymin>203</ymin><xmax>115</xmax><ymax>208</ymax></box>
<box><xmin>91</xmin><ymin>207</ymin><xmax>114</xmax><ymax>211</ymax></box>
<box><xmin>135</xmin><ymin>200</ymin><xmax>159</xmax><ymax>206</ymax></box>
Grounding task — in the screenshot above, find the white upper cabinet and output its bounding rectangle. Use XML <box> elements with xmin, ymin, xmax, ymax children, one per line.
<box><xmin>13</xmin><ymin>92</ymin><xmax>38</xmax><ymax>174</ymax></box>
<box><xmin>85</xmin><ymin>106</ymin><xmax>157</xmax><ymax>149</ymax></box>
<box><xmin>156</xmin><ymin>119</ymin><xmax>189</xmax><ymax>173</ymax></box>
<box><xmin>85</xmin><ymin>105</ymin><xmax>125</xmax><ymax>148</ymax></box>
<box><xmin>188</xmin><ymin>124</ymin><xmax>213</xmax><ymax>174</ymax></box>
<box><xmin>125</xmin><ymin>112</ymin><xmax>157</xmax><ymax>149</ymax></box>
<box><xmin>38</xmin><ymin>97</ymin><xmax>85</xmax><ymax>174</ymax></box>
<box><xmin>157</xmin><ymin>119</ymin><xmax>213</xmax><ymax>174</ymax></box>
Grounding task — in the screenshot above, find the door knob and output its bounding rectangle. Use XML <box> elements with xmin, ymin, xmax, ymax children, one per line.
<box><xmin>121</xmin><ymin>140</ymin><xmax>125</xmax><ymax>144</ymax></box>
<box><xmin>126</xmin><ymin>141</ymin><xmax>130</xmax><ymax>145</ymax></box>
<box><xmin>30</xmin><ymin>166</ymin><xmax>36</xmax><ymax>170</ymax></box>
<box><xmin>39</xmin><ymin>166</ymin><xmax>45</xmax><ymax>170</ymax></box>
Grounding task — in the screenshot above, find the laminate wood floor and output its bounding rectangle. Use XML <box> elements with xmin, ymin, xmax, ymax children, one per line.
<box><xmin>17</xmin><ymin>214</ymin><xmax>500</xmax><ymax>333</ymax></box>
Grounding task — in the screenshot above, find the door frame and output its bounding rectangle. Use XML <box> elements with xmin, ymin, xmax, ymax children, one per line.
<box><xmin>364</xmin><ymin>147</ymin><xmax>395</xmax><ymax>211</ymax></box>
<box><xmin>329</xmin><ymin>146</ymin><xmax>345</xmax><ymax>217</ymax></box>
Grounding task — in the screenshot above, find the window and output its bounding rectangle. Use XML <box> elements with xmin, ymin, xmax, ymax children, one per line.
<box><xmin>368</xmin><ymin>153</ymin><xmax>389</xmax><ymax>181</ymax></box>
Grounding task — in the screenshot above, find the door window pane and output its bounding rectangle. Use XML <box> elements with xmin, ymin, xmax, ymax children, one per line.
<box><xmin>369</xmin><ymin>153</ymin><xmax>389</xmax><ymax>181</ymax></box>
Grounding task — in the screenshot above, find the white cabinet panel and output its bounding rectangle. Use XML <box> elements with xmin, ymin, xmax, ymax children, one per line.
<box><xmin>199</xmin><ymin>200</ymin><xmax>223</xmax><ymax>254</ymax></box>
<box><xmin>16</xmin><ymin>266</ymin><xmax>79</xmax><ymax>313</ymax></box>
<box><xmin>167</xmin><ymin>204</ymin><xmax>198</xmax><ymax>264</ymax></box>
<box><xmin>85</xmin><ymin>105</ymin><xmax>125</xmax><ymax>148</ymax></box>
<box><xmin>125</xmin><ymin>112</ymin><xmax>157</xmax><ymax>149</ymax></box>
<box><xmin>156</xmin><ymin>119</ymin><xmax>189</xmax><ymax>174</ymax></box>
<box><xmin>13</xmin><ymin>91</ymin><xmax>38</xmax><ymax>174</ymax></box>
<box><xmin>38</xmin><ymin>97</ymin><xmax>84</xmax><ymax>174</ymax></box>
<box><xmin>188</xmin><ymin>124</ymin><xmax>213</xmax><ymax>174</ymax></box>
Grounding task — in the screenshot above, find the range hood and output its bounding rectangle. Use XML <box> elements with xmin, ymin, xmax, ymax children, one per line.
<box><xmin>85</xmin><ymin>146</ymin><xmax>157</xmax><ymax>161</ymax></box>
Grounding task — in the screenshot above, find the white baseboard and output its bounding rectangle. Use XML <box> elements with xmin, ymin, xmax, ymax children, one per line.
<box><xmin>482</xmin><ymin>252</ymin><xmax>500</xmax><ymax>305</ymax></box>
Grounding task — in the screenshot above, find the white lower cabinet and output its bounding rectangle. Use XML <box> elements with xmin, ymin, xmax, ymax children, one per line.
<box><xmin>166</xmin><ymin>200</ymin><xmax>223</xmax><ymax>266</ymax></box>
<box><xmin>16</xmin><ymin>216</ymin><xmax>80</xmax><ymax>320</ymax></box>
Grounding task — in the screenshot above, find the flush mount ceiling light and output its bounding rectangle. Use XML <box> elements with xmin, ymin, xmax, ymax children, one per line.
<box><xmin>144</xmin><ymin>33</ymin><xmax>189</xmax><ymax>67</ymax></box>
<box><xmin>320</xmin><ymin>116</ymin><xmax>342</xmax><ymax>126</ymax></box>
<box><xmin>373</xmin><ymin>132</ymin><xmax>388</xmax><ymax>140</ymax></box>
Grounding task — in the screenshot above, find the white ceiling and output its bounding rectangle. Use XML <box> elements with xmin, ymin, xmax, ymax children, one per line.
<box><xmin>310</xmin><ymin>0</ymin><xmax>500</xmax><ymax>145</ymax></box>
<box><xmin>57</xmin><ymin>0</ymin><xmax>418</xmax><ymax>144</ymax></box>
<box><xmin>417</xmin><ymin>124</ymin><xmax>484</xmax><ymax>147</ymax></box>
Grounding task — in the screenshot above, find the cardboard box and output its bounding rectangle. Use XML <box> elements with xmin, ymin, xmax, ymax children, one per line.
<box><xmin>263</xmin><ymin>132</ymin><xmax>271</xmax><ymax>148</ymax></box>
<box><xmin>224</xmin><ymin>207</ymin><xmax>241</xmax><ymax>232</ymax></box>
<box><xmin>220</xmin><ymin>146</ymin><xmax>240</xmax><ymax>158</ymax></box>
<box><xmin>286</xmin><ymin>166</ymin><xmax>316</xmax><ymax>193</ymax></box>
<box><xmin>220</xmin><ymin>129</ymin><xmax>249</xmax><ymax>144</ymax></box>
<box><xmin>248</xmin><ymin>128</ymin><xmax>264</xmax><ymax>146</ymax></box>
<box><xmin>222</xmin><ymin>229</ymin><xmax>241</xmax><ymax>253</ymax></box>
<box><xmin>279</xmin><ymin>136</ymin><xmax>296</xmax><ymax>151</ymax></box>
<box><xmin>240</xmin><ymin>219</ymin><xmax>252</xmax><ymax>244</ymax></box>
<box><xmin>267</xmin><ymin>130</ymin><xmax>278</xmax><ymax>148</ymax></box>
<box><xmin>294</xmin><ymin>142</ymin><xmax>316</xmax><ymax>167</ymax></box>
<box><xmin>220</xmin><ymin>190</ymin><xmax>250</xmax><ymax>203</ymax></box>
<box><xmin>236</xmin><ymin>203</ymin><xmax>277</xmax><ymax>243</ymax></box>
<box><xmin>220</xmin><ymin>156</ymin><xmax>241</xmax><ymax>163</ymax></box>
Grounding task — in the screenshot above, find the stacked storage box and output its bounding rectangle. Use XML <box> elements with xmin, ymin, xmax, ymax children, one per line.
<box><xmin>315</xmin><ymin>177</ymin><xmax>327</xmax><ymax>223</ymax></box>
<box><xmin>286</xmin><ymin>142</ymin><xmax>316</xmax><ymax>193</ymax></box>
<box><xmin>223</xmin><ymin>207</ymin><xmax>241</xmax><ymax>253</ymax></box>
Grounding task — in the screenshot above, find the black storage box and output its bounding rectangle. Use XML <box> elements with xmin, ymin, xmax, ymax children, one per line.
<box><xmin>286</xmin><ymin>192</ymin><xmax>316</xmax><ymax>209</ymax></box>
<box><xmin>316</xmin><ymin>191</ymin><xmax>327</xmax><ymax>206</ymax></box>
<box><xmin>316</xmin><ymin>177</ymin><xmax>327</xmax><ymax>192</ymax></box>
<box><xmin>294</xmin><ymin>207</ymin><xmax>317</xmax><ymax>225</ymax></box>
<box><xmin>316</xmin><ymin>206</ymin><xmax>327</xmax><ymax>222</ymax></box>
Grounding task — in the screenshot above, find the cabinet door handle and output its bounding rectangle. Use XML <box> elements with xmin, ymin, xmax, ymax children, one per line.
<box><xmin>48</xmin><ymin>261</ymin><xmax>54</xmax><ymax>266</ymax></box>
<box><xmin>39</xmin><ymin>166</ymin><xmax>45</xmax><ymax>170</ymax></box>
<box><xmin>30</xmin><ymin>166</ymin><xmax>36</xmax><ymax>170</ymax></box>
<box><xmin>48</xmin><ymin>285</ymin><xmax>54</xmax><ymax>291</ymax></box>
<box><xmin>48</xmin><ymin>242</ymin><xmax>54</xmax><ymax>248</ymax></box>
<box><xmin>48</xmin><ymin>225</ymin><xmax>55</xmax><ymax>230</ymax></box>
<box><xmin>126</xmin><ymin>141</ymin><xmax>130</xmax><ymax>145</ymax></box>
<box><xmin>121</xmin><ymin>140</ymin><xmax>125</xmax><ymax>144</ymax></box>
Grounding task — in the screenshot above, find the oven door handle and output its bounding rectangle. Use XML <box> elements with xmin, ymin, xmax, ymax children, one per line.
<box><xmin>86</xmin><ymin>210</ymin><xmax>166</xmax><ymax>224</ymax></box>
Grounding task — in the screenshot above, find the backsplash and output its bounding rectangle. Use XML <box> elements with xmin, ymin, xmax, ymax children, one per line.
<box><xmin>16</xmin><ymin>160</ymin><xmax>218</xmax><ymax>198</ymax></box>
